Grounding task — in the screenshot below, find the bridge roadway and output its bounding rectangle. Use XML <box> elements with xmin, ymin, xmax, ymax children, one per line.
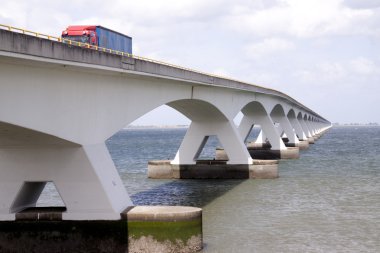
<box><xmin>0</xmin><ymin>28</ymin><xmax>331</xmax><ymax>221</ymax></box>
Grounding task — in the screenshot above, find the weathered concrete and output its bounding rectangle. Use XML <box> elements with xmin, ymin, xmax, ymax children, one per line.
<box><xmin>250</xmin><ymin>159</ymin><xmax>279</xmax><ymax>179</ymax></box>
<box><xmin>247</xmin><ymin>142</ymin><xmax>272</xmax><ymax>149</ymax></box>
<box><xmin>125</xmin><ymin>206</ymin><xmax>202</xmax><ymax>253</ymax></box>
<box><xmin>248</xmin><ymin>147</ymin><xmax>299</xmax><ymax>160</ymax></box>
<box><xmin>314</xmin><ymin>133</ymin><xmax>323</xmax><ymax>140</ymax></box>
<box><xmin>1</xmin><ymin>211</ymin><xmax>129</xmax><ymax>252</ymax></box>
<box><xmin>297</xmin><ymin>140</ymin><xmax>310</xmax><ymax>150</ymax></box>
<box><xmin>216</xmin><ymin>146</ymin><xmax>299</xmax><ymax>160</ymax></box>
<box><xmin>0</xmin><ymin>206</ymin><xmax>202</xmax><ymax>253</ymax></box>
<box><xmin>148</xmin><ymin>160</ymin><xmax>278</xmax><ymax>179</ymax></box>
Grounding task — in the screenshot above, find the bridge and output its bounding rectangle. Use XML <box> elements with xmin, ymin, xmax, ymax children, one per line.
<box><xmin>0</xmin><ymin>26</ymin><xmax>331</xmax><ymax>222</ymax></box>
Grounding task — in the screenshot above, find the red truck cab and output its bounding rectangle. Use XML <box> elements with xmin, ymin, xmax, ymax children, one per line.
<box><xmin>62</xmin><ymin>25</ymin><xmax>98</xmax><ymax>45</ymax></box>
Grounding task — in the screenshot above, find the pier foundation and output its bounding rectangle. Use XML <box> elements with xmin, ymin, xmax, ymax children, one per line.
<box><xmin>148</xmin><ymin>160</ymin><xmax>278</xmax><ymax>179</ymax></box>
<box><xmin>216</xmin><ymin>146</ymin><xmax>299</xmax><ymax>160</ymax></box>
<box><xmin>296</xmin><ymin>140</ymin><xmax>310</xmax><ymax>150</ymax></box>
<box><xmin>0</xmin><ymin>206</ymin><xmax>202</xmax><ymax>253</ymax></box>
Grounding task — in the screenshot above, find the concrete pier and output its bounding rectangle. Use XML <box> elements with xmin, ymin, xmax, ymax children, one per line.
<box><xmin>0</xmin><ymin>206</ymin><xmax>202</xmax><ymax>253</ymax></box>
<box><xmin>148</xmin><ymin>160</ymin><xmax>278</xmax><ymax>179</ymax></box>
<box><xmin>216</xmin><ymin>146</ymin><xmax>299</xmax><ymax>160</ymax></box>
<box><xmin>307</xmin><ymin>137</ymin><xmax>315</xmax><ymax>144</ymax></box>
<box><xmin>297</xmin><ymin>140</ymin><xmax>310</xmax><ymax>150</ymax></box>
<box><xmin>248</xmin><ymin>147</ymin><xmax>299</xmax><ymax>159</ymax></box>
<box><xmin>125</xmin><ymin>206</ymin><xmax>202</xmax><ymax>253</ymax></box>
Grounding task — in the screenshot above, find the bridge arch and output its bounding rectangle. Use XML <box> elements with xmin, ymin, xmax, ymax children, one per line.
<box><xmin>166</xmin><ymin>99</ymin><xmax>252</xmax><ymax>165</ymax></box>
<box><xmin>237</xmin><ymin>101</ymin><xmax>286</xmax><ymax>150</ymax></box>
<box><xmin>167</xmin><ymin>99</ymin><xmax>228</xmax><ymax>122</ymax></box>
<box><xmin>270</xmin><ymin>104</ymin><xmax>299</xmax><ymax>145</ymax></box>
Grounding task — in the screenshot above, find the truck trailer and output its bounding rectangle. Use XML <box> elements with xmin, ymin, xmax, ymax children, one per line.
<box><xmin>61</xmin><ymin>25</ymin><xmax>132</xmax><ymax>54</ymax></box>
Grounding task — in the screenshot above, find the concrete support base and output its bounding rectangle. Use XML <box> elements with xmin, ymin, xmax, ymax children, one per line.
<box><xmin>296</xmin><ymin>140</ymin><xmax>310</xmax><ymax>150</ymax></box>
<box><xmin>148</xmin><ymin>160</ymin><xmax>278</xmax><ymax>179</ymax></box>
<box><xmin>0</xmin><ymin>206</ymin><xmax>202</xmax><ymax>253</ymax></box>
<box><xmin>307</xmin><ymin>137</ymin><xmax>315</xmax><ymax>144</ymax></box>
<box><xmin>314</xmin><ymin>133</ymin><xmax>323</xmax><ymax>140</ymax></box>
<box><xmin>216</xmin><ymin>146</ymin><xmax>299</xmax><ymax>160</ymax></box>
<box><xmin>248</xmin><ymin>147</ymin><xmax>299</xmax><ymax>160</ymax></box>
<box><xmin>247</xmin><ymin>142</ymin><xmax>272</xmax><ymax>149</ymax></box>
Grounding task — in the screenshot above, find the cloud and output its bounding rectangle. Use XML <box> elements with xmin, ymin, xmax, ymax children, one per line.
<box><xmin>245</xmin><ymin>38</ymin><xmax>295</xmax><ymax>59</ymax></box>
<box><xmin>349</xmin><ymin>57</ymin><xmax>379</xmax><ymax>75</ymax></box>
<box><xmin>293</xmin><ymin>57</ymin><xmax>379</xmax><ymax>86</ymax></box>
<box><xmin>226</xmin><ymin>0</ymin><xmax>377</xmax><ymax>38</ymax></box>
<box><xmin>212</xmin><ymin>68</ymin><xmax>231</xmax><ymax>78</ymax></box>
<box><xmin>292</xmin><ymin>62</ymin><xmax>344</xmax><ymax>85</ymax></box>
<box><xmin>344</xmin><ymin>0</ymin><xmax>380</xmax><ymax>9</ymax></box>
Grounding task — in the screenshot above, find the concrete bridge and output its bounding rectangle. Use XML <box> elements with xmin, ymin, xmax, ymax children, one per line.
<box><xmin>0</xmin><ymin>28</ymin><xmax>331</xmax><ymax>221</ymax></box>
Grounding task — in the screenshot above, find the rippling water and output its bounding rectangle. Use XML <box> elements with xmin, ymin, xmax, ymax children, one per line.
<box><xmin>39</xmin><ymin>126</ymin><xmax>380</xmax><ymax>252</ymax></box>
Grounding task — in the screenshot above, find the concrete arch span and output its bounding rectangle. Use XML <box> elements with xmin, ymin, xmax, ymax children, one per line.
<box><xmin>287</xmin><ymin>109</ymin><xmax>307</xmax><ymax>141</ymax></box>
<box><xmin>237</xmin><ymin>101</ymin><xmax>286</xmax><ymax>150</ymax></box>
<box><xmin>0</xmin><ymin>57</ymin><xmax>194</xmax><ymax>145</ymax></box>
<box><xmin>270</xmin><ymin>104</ymin><xmax>299</xmax><ymax>146</ymax></box>
<box><xmin>167</xmin><ymin>99</ymin><xmax>252</xmax><ymax>165</ymax></box>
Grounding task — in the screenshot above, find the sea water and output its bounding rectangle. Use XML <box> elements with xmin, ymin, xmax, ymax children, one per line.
<box><xmin>39</xmin><ymin>126</ymin><xmax>380</xmax><ymax>252</ymax></box>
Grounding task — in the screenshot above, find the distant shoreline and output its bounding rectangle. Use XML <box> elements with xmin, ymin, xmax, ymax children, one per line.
<box><xmin>333</xmin><ymin>124</ymin><xmax>379</xmax><ymax>127</ymax></box>
<box><xmin>124</xmin><ymin>124</ymin><xmax>380</xmax><ymax>129</ymax></box>
<box><xmin>123</xmin><ymin>124</ymin><xmax>380</xmax><ymax>130</ymax></box>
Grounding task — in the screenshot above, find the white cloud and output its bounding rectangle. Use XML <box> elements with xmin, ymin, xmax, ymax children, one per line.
<box><xmin>293</xmin><ymin>62</ymin><xmax>346</xmax><ymax>85</ymax></box>
<box><xmin>245</xmin><ymin>38</ymin><xmax>295</xmax><ymax>59</ymax></box>
<box><xmin>344</xmin><ymin>0</ymin><xmax>380</xmax><ymax>9</ymax></box>
<box><xmin>293</xmin><ymin>57</ymin><xmax>379</xmax><ymax>86</ymax></box>
<box><xmin>349</xmin><ymin>57</ymin><xmax>379</xmax><ymax>75</ymax></box>
<box><xmin>226</xmin><ymin>0</ymin><xmax>377</xmax><ymax>38</ymax></box>
<box><xmin>317</xmin><ymin>62</ymin><xmax>347</xmax><ymax>81</ymax></box>
<box><xmin>212</xmin><ymin>68</ymin><xmax>231</xmax><ymax>78</ymax></box>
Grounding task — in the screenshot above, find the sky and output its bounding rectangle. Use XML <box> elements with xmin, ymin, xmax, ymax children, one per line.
<box><xmin>1</xmin><ymin>0</ymin><xmax>379</xmax><ymax>125</ymax></box>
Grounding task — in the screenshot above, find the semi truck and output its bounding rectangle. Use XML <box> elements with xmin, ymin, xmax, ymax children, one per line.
<box><xmin>61</xmin><ymin>25</ymin><xmax>132</xmax><ymax>54</ymax></box>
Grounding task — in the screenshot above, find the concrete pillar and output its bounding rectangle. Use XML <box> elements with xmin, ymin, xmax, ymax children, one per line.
<box><xmin>271</xmin><ymin>114</ymin><xmax>299</xmax><ymax>147</ymax></box>
<box><xmin>298</xmin><ymin>116</ymin><xmax>311</xmax><ymax>135</ymax></box>
<box><xmin>306</xmin><ymin>119</ymin><xmax>316</xmax><ymax>136</ymax></box>
<box><xmin>238</xmin><ymin>115</ymin><xmax>254</xmax><ymax>143</ymax></box>
<box><xmin>250</xmin><ymin>130</ymin><xmax>271</xmax><ymax>149</ymax></box>
<box><xmin>239</xmin><ymin>114</ymin><xmax>286</xmax><ymax>151</ymax></box>
<box><xmin>171</xmin><ymin>120</ymin><xmax>253</xmax><ymax>165</ymax></box>
<box><xmin>1</xmin><ymin>206</ymin><xmax>203</xmax><ymax>253</ymax></box>
<box><xmin>151</xmin><ymin>114</ymin><xmax>278</xmax><ymax>180</ymax></box>
<box><xmin>0</xmin><ymin>139</ymin><xmax>132</xmax><ymax>221</ymax></box>
<box><xmin>237</xmin><ymin>113</ymin><xmax>299</xmax><ymax>159</ymax></box>
<box><xmin>288</xmin><ymin>113</ymin><xmax>307</xmax><ymax>141</ymax></box>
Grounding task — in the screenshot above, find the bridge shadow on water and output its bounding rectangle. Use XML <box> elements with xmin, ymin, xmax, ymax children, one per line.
<box><xmin>130</xmin><ymin>179</ymin><xmax>245</xmax><ymax>208</ymax></box>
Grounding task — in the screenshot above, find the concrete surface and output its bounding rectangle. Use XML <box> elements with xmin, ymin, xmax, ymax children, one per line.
<box><xmin>148</xmin><ymin>160</ymin><xmax>278</xmax><ymax>179</ymax></box>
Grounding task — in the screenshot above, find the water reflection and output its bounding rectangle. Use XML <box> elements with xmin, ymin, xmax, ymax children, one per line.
<box><xmin>131</xmin><ymin>179</ymin><xmax>245</xmax><ymax>207</ymax></box>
